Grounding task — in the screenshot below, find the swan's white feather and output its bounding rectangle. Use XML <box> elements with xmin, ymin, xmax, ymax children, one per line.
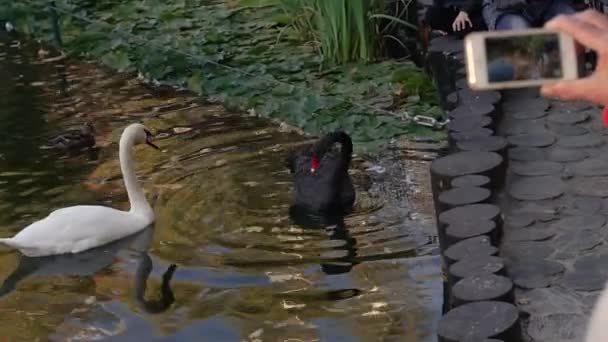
<box><xmin>0</xmin><ymin>205</ymin><xmax>150</xmax><ymax>257</ymax></box>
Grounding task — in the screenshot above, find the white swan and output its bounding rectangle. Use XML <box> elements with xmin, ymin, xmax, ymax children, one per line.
<box><xmin>0</xmin><ymin>123</ymin><xmax>159</xmax><ymax>257</ymax></box>
<box><xmin>586</xmin><ymin>281</ymin><xmax>608</xmax><ymax>342</ymax></box>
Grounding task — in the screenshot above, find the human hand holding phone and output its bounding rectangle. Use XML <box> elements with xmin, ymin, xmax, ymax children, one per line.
<box><xmin>540</xmin><ymin>10</ymin><xmax>608</xmax><ymax>106</ymax></box>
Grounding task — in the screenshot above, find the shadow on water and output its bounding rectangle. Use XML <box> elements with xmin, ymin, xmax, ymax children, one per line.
<box><xmin>0</xmin><ymin>34</ymin><xmax>442</xmax><ymax>341</ymax></box>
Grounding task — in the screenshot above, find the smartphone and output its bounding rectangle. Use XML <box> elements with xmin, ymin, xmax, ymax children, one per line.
<box><xmin>465</xmin><ymin>29</ymin><xmax>580</xmax><ymax>90</ymax></box>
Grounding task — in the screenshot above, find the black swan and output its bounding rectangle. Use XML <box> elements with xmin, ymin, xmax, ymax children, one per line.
<box><xmin>285</xmin><ymin>130</ymin><xmax>355</xmax><ymax>214</ymax></box>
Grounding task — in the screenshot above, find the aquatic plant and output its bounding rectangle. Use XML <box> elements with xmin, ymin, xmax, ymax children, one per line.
<box><xmin>0</xmin><ymin>0</ymin><xmax>443</xmax><ymax>151</ymax></box>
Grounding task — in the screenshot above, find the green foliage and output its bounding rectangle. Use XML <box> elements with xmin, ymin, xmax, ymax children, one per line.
<box><xmin>278</xmin><ymin>0</ymin><xmax>418</xmax><ymax>64</ymax></box>
<box><xmin>3</xmin><ymin>0</ymin><xmax>440</xmax><ymax>152</ymax></box>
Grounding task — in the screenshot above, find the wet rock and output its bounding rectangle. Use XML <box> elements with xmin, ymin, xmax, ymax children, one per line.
<box><xmin>509</xmin><ymin>176</ymin><xmax>565</xmax><ymax>201</ymax></box>
<box><xmin>552</xmin><ymin>229</ymin><xmax>603</xmax><ymax>260</ymax></box>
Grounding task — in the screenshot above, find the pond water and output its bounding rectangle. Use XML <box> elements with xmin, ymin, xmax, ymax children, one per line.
<box><xmin>0</xmin><ymin>34</ymin><xmax>442</xmax><ymax>342</ymax></box>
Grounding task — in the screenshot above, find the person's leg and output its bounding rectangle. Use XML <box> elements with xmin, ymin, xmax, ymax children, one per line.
<box><xmin>495</xmin><ymin>14</ymin><xmax>532</xmax><ymax>30</ymax></box>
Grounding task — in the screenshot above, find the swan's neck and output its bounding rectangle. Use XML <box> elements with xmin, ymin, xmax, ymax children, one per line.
<box><xmin>119</xmin><ymin>135</ymin><xmax>154</xmax><ymax>222</ymax></box>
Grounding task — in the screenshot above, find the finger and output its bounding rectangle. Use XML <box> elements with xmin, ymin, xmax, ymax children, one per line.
<box><xmin>545</xmin><ymin>14</ymin><xmax>608</xmax><ymax>52</ymax></box>
<box><xmin>541</xmin><ymin>76</ymin><xmax>604</xmax><ymax>104</ymax></box>
<box><xmin>575</xmin><ymin>9</ymin><xmax>608</xmax><ymax>31</ymax></box>
<box><xmin>466</xmin><ymin>18</ymin><xmax>472</xmax><ymax>28</ymax></box>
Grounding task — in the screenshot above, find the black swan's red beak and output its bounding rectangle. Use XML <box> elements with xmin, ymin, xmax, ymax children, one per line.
<box><xmin>310</xmin><ymin>155</ymin><xmax>319</xmax><ymax>173</ymax></box>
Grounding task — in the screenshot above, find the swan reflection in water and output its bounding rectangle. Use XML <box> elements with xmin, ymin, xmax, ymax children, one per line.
<box><xmin>288</xmin><ymin>205</ymin><xmax>358</xmax><ymax>275</ymax></box>
<box><xmin>0</xmin><ymin>226</ymin><xmax>177</xmax><ymax>314</ymax></box>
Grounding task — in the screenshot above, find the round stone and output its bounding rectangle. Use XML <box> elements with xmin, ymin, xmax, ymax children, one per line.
<box><xmin>502</xmin><ymin>241</ymin><xmax>555</xmax><ymax>262</ymax></box>
<box><xmin>505</xmin><ymin>120</ymin><xmax>547</xmax><ymax>136</ymax></box>
<box><xmin>431</xmin><ymin>152</ymin><xmax>503</xmax><ymax>178</ymax></box>
<box><xmin>552</xmin><ymin>229</ymin><xmax>604</xmax><ymax>260</ymax></box>
<box><xmin>439</xmin><ymin>204</ymin><xmax>501</xmax><ymax>226</ymax></box>
<box><xmin>511</xmin><ymin>161</ymin><xmax>563</xmax><ymax>176</ymax></box>
<box><xmin>557</xmin><ymin>133</ymin><xmax>604</xmax><ymax>148</ymax></box>
<box><xmin>438</xmin><ymin>302</ymin><xmax>520</xmax><ymax>341</ymax></box>
<box><xmin>546</xmin><ymin>123</ymin><xmax>588</xmax><ymax>136</ymax></box>
<box><xmin>563</xmin><ymin>253</ymin><xmax>608</xmax><ymax>290</ymax></box>
<box><xmin>547</xmin><ymin>111</ymin><xmax>589</xmax><ymax>124</ymax></box>
<box><xmin>504</xmin><ymin>214</ymin><xmax>536</xmax><ymax>228</ymax></box>
<box><xmin>457</xmin><ymin>136</ymin><xmax>507</xmax><ymax>153</ymax></box>
<box><xmin>450</xmin><ymin>256</ymin><xmax>505</xmax><ymax>280</ymax></box>
<box><xmin>453</xmin><ymin>274</ymin><xmax>513</xmax><ymax>303</ymax></box>
<box><xmin>547</xmin><ymin>148</ymin><xmax>588</xmax><ymax>162</ymax></box>
<box><xmin>572</xmin><ymin>158</ymin><xmax>608</xmax><ymax>176</ymax></box>
<box><xmin>505</xmin><ymin>227</ymin><xmax>556</xmax><ymax>242</ymax></box>
<box><xmin>549</xmin><ymin>215</ymin><xmax>606</xmax><ymax>231</ymax></box>
<box><xmin>513</xmin><ymin>110</ymin><xmax>547</xmax><ymax>119</ymax></box>
<box><xmin>509</xmin><ymin>176</ymin><xmax>565</xmax><ymax>201</ymax></box>
<box><xmin>444</xmin><ymin>236</ymin><xmax>498</xmax><ymax>263</ymax></box>
<box><xmin>458</xmin><ymin>89</ymin><xmax>501</xmax><ymax>105</ymax></box>
<box><xmin>451</xmin><ymin>175</ymin><xmax>491</xmax><ymax>188</ymax></box>
<box><xmin>451</xmin><ymin>128</ymin><xmax>494</xmax><ymax>141</ymax></box>
<box><xmin>449</xmin><ymin>103</ymin><xmax>496</xmax><ymax>119</ymax></box>
<box><xmin>564</xmin><ymin>197</ymin><xmax>602</xmax><ymax>215</ymax></box>
<box><xmin>446</xmin><ymin>220</ymin><xmax>497</xmax><ymax>241</ymax></box>
<box><xmin>571</xmin><ymin>177</ymin><xmax>608</xmax><ymax>197</ymax></box>
<box><xmin>508</xmin><ymin>259</ymin><xmax>564</xmax><ymax>289</ymax></box>
<box><xmin>527</xmin><ymin>313</ymin><xmax>587</xmax><ymax>342</ymax></box>
<box><xmin>508</xmin><ymin>133</ymin><xmax>556</xmax><ymax>147</ymax></box>
<box><xmin>439</xmin><ymin>187</ymin><xmax>491</xmax><ymax>208</ymax></box>
<box><xmin>504</xmin><ymin>97</ymin><xmax>549</xmax><ymax>113</ymax></box>
<box><xmin>508</xmin><ymin>147</ymin><xmax>546</xmax><ymax>161</ymax></box>
<box><xmin>448</xmin><ymin>115</ymin><xmax>492</xmax><ymax>132</ymax></box>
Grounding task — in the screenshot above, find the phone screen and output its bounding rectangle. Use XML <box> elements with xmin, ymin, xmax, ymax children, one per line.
<box><xmin>485</xmin><ymin>33</ymin><xmax>563</xmax><ymax>83</ymax></box>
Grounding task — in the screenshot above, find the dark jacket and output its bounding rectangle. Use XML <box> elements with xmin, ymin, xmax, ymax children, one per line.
<box><xmin>435</xmin><ymin>0</ymin><xmax>483</xmax><ymax>13</ymax></box>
